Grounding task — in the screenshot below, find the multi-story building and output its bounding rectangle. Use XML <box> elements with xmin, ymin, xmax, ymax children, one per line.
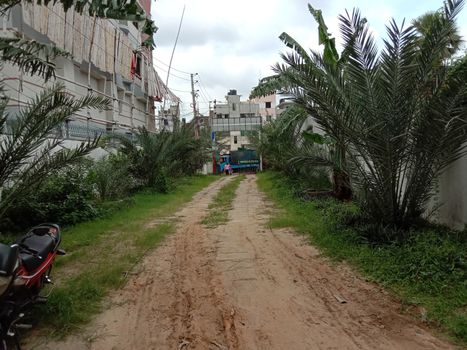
<box><xmin>251</xmin><ymin>93</ymin><xmax>277</xmax><ymax>123</ymax></box>
<box><xmin>0</xmin><ymin>0</ymin><xmax>178</xmax><ymax>141</ymax></box>
<box><xmin>211</xmin><ymin>89</ymin><xmax>261</xmax><ymax>152</ymax></box>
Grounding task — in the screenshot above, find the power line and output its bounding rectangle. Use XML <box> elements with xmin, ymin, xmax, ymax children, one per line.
<box><xmin>197</xmin><ymin>75</ymin><xmax>212</xmax><ymax>101</ymax></box>
<box><xmin>153</xmin><ymin>57</ymin><xmax>191</xmax><ymax>75</ymax></box>
<box><xmin>169</xmin><ymin>87</ymin><xmax>192</xmax><ymax>93</ymax></box>
<box><xmin>153</xmin><ymin>64</ymin><xmax>191</xmax><ymax>81</ymax></box>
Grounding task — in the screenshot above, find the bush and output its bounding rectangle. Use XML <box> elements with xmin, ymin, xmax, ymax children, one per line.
<box><xmin>1</xmin><ymin>160</ymin><xmax>98</xmax><ymax>231</ymax></box>
<box><xmin>88</xmin><ymin>154</ymin><xmax>138</xmax><ymax>201</ymax></box>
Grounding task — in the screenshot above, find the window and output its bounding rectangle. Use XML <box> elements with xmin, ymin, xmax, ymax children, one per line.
<box><xmin>234</xmin><ymin>136</ymin><xmax>238</xmax><ymax>144</ymax></box>
<box><xmin>265</xmin><ymin>101</ymin><xmax>272</xmax><ymax>108</ymax></box>
<box><xmin>232</xmin><ymin>103</ymin><xmax>236</xmax><ymax>111</ymax></box>
<box><xmin>135</xmin><ymin>55</ymin><xmax>142</xmax><ymax>77</ymax></box>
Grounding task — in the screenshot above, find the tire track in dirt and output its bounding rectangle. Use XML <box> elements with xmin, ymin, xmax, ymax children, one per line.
<box><xmin>207</xmin><ymin>175</ymin><xmax>454</xmax><ymax>350</ymax></box>
<box><xmin>29</xmin><ymin>174</ymin><xmax>455</xmax><ymax>350</ymax></box>
<box><xmin>29</xmin><ymin>176</ymin><xmax>236</xmax><ymax>350</ymax></box>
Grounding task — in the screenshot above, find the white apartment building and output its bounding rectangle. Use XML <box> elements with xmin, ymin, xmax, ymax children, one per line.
<box><xmin>212</xmin><ymin>89</ymin><xmax>261</xmax><ymax>152</ymax></box>
<box><xmin>0</xmin><ymin>0</ymin><xmax>178</xmax><ymax>141</ymax></box>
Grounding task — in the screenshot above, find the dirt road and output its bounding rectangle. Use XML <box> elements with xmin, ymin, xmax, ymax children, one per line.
<box><xmin>32</xmin><ymin>175</ymin><xmax>453</xmax><ymax>350</ymax></box>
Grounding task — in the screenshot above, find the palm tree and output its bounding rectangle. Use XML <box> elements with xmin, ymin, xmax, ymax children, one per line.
<box><xmin>252</xmin><ymin>0</ymin><xmax>467</xmax><ymax>233</ymax></box>
<box><xmin>0</xmin><ymin>0</ymin><xmax>157</xmax><ymax>224</ymax></box>
<box><xmin>413</xmin><ymin>10</ymin><xmax>463</xmax><ymax>59</ymax></box>
<box><xmin>0</xmin><ymin>84</ymin><xmax>109</xmax><ymax>218</ymax></box>
<box><xmin>116</xmin><ymin>125</ymin><xmax>209</xmax><ymax>192</ymax></box>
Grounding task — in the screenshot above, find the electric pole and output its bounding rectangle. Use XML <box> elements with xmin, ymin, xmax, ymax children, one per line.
<box><xmin>190</xmin><ymin>73</ymin><xmax>199</xmax><ymax>138</ymax></box>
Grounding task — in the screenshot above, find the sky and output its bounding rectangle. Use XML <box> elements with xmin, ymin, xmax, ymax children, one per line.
<box><xmin>151</xmin><ymin>0</ymin><xmax>467</xmax><ymax>120</ymax></box>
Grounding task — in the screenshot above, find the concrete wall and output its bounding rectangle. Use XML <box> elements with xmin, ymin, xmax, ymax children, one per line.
<box><xmin>432</xmin><ymin>153</ymin><xmax>467</xmax><ymax>230</ymax></box>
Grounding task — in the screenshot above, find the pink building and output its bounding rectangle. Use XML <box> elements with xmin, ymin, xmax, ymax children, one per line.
<box><xmin>251</xmin><ymin>93</ymin><xmax>277</xmax><ymax>123</ymax></box>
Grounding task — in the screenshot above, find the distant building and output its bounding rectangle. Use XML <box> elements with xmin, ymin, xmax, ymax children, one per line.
<box><xmin>159</xmin><ymin>103</ymin><xmax>181</xmax><ymax>132</ymax></box>
<box><xmin>211</xmin><ymin>90</ymin><xmax>261</xmax><ymax>152</ymax></box>
<box><xmin>251</xmin><ymin>93</ymin><xmax>277</xmax><ymax>123</ymax></box>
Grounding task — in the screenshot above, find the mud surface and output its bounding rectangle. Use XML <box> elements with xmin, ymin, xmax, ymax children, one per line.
<box><xmin>30</xmin><ymin>175</ymin><xmax>453</xmax><ymax>350</ymax></box>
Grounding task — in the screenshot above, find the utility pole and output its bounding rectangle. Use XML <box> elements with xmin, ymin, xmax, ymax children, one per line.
<box><xmin>190</xmin><ymin>73</ymin><xmax>199</xmax><ymax>137</ymax></box>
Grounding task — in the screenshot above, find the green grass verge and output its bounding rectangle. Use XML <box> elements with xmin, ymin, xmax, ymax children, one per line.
<box><xmin>202</xmin><ymin>175</ymin><xmax>245</xmax><ymax>228</ymax></box>
<box><xmin>37</xmin><ymin>175</ymin><xmax>217</xmax><ymax>336</ymax></box>
<box><xmin>257</xmin><ymin>171</ymin><xmax>467</xmax><ymax>345</ymax></box>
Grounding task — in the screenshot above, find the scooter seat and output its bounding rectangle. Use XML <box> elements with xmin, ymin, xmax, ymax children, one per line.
<box><xmin>18</xmin><ymin>235</ymin><xmax>55</xmax><ymax>272</ymax></box>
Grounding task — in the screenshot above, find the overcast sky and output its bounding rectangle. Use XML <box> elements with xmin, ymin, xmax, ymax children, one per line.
<box><xmin>151</xmin><ymin>0</ymin><xmax>467</xmax><ymax>120</ymax></box>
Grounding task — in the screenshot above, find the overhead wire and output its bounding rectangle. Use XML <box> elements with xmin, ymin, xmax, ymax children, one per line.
<box><xmin>153</xmin><ymin>57</ymin><xmax>191</xmax><ymax>75</ymax></box>
<box><xmin>153</xmin><ymin>64</ymin><xmax>191</xmax><ymax>81</ymax></box>
<box><xmin>197</xmin><ymin>75</ymin><xmax>212</xmax><ymax>101</ymax></box>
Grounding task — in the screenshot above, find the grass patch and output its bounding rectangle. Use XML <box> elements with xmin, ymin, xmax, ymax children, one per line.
<box><xmin>202</xmin><ymin>175</ymin><xmax>245</xmax><ymax>228</ymax></box>
<box><xmin>35</xmin><ymin>175</ymin><xmax>217</xmax><ymax>336</ymax></box>
<box><xmin>257</xmin><ymin>171</ymin><xmax>467</xmax><ymax>345</ymax></box>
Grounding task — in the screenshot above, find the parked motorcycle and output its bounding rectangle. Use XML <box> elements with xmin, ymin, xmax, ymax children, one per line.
<box><xmin>0</xmin><ymin>223</ymin><xmax>65</xmax><ymax>350</ymax></box>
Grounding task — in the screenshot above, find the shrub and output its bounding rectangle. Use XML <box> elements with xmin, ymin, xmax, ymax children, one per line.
<box><xmin>1</xmin><ymin>160</ymin><xmax>98</xmax><ymax>231</ymax></box>
<box><xmin>88</xmin><ymin>154</ymin><xmax>138</xmax><ymax>201</ymax></box>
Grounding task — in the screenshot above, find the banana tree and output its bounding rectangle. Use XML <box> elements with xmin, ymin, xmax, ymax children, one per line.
<box><xmin>251</xmin><ymin>5</ymin><xmax>366</xmax><ymax>200</ymax></box>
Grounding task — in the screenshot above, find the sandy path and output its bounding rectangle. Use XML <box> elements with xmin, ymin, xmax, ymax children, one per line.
<box><xmin>31</xmin><ymin>174</ymin><xmax>453</xmax><ymax>350</ymax></box>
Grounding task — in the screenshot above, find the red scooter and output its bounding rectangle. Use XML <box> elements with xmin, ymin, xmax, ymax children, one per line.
<box><xmin>0</xmin><ymin>224</ymin><xmax>65</xmax><ymax>349</ymax></box>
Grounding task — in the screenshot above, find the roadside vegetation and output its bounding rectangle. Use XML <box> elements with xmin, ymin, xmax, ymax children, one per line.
<box><xmin>251</xmin><ymin>0</ymin><xmax>467</xmax><ymax>236</ymax></box>
<box><xmin>258</xmin><ymin>171</ymin><xmax>466</xmax><ymax>344</ymax></box>
<box><xmin>202</xmin><ymin>175</ymin><xmax>245</xmax><ymax>228</ymax></box>
<box><xmin>35</xmin><ymin>175</ymin><xmax>216</xmax><ymax>335</ymax></box>
<box><xmin>252</xmin><ymin>0</ymin><xmax>467</xmax><ymax>345</ymax></box>
<box><xmin>0</xmin><ymin>0</ymin><xmax>214</xmax><ymax>337</ymax></box>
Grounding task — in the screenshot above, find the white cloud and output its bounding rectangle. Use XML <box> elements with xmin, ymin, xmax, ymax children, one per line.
<box><xmin>152</xmin><ymin>0</ymin><xmax>467</xmax><ymax>120</ymax></box>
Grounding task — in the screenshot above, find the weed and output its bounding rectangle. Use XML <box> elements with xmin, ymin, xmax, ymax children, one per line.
<box><xmin>202</xmin><ymin>175</ymin><xmax>245</xmax><ymax>228</ymax></box>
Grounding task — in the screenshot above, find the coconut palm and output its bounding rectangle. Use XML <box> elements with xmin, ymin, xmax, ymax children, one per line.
<box><xmin>252</xmin><ymin>0</ymin><xmax>467</xmax><ymax>232</ymax></box>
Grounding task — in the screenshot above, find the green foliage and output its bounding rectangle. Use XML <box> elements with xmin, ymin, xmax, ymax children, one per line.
<box><xmin>0</xmin><ymin>84</ymin><xmax>110</xmax><ymax>222</ymax></box>
<box><xmin>1</xmin><ymin>160</ymin><xmax>98</xmax><ymax>231</ymax></box>
<box><xmin>258</xmin><ymin>171</ymin><xmax>467</xmax><ymax>344</ymax></box>
<box><xmin>202</xmin><ymin>175</ymin><xmax>244</xmax><ymax>228</ymax></box>
<box><xmin>251</xmin><ymin>105</ymin><xmax>332</xmax><ymax>196</ymax></box>
<box><xmin>116</xmin><ymin>125</ymin><xmax>210</xmax><ymax>193</ymax></box>
<box><xmin>252</xmin><ymin>1</ymin><xmax>467</xmax><ymax>231</ymax></box>
<box><xmin>88</xmin><ymin>153</ymin><xmax>137</xmax><ymax>201</ymax></box>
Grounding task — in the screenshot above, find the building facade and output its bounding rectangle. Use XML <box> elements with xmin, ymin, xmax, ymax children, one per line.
<box><xmin>212</xmin><ymin>90</ymin><xmax>261</xmax><ymax>152</ymax></box>
<box><xmin>0</xmin><ymin>1</ymin><xmax>177</xmax><ymax>140</ymax></box>
<box><xmin>251</xmin><ymin>93</ymin><xmax>277</xmax><ymax>123</ymax></box>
